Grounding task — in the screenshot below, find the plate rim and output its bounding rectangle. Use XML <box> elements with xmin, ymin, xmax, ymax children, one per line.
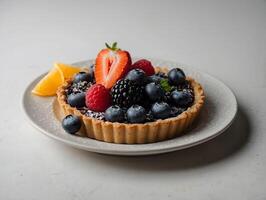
<box><xmin>22</xmin><ymin>59</ymin><xmax>238</xmax><ymax>155</ymax></box>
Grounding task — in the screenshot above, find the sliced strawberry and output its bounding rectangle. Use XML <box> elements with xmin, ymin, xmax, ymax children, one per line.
<box><xmin>95</xmin><ymin>49</ymin><xmax>111</xmax><ymax>86</ymax></box>
<box><xmin>95</xmin><ymin>43</ymin><xmax>131</xmax><ymax>89</ymax></box>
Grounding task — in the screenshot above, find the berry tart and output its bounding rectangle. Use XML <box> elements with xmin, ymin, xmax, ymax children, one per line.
<box><xmin>55</xmin><ymin>43</ymin><xmax>205</xmax><ymax>144</ymax></box>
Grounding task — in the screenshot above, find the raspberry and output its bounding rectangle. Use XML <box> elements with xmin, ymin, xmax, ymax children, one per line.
<box><xmin>131</xmin><ymin>59</ymin><xmax>155</xmax><ymax>76</ymax></box>
<box><xmin>85</xmin><ymin>84</ymin><xmax>111</xmax><ymax>112</ymax></box>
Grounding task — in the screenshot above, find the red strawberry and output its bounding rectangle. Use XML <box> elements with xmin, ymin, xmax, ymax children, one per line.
<box><xmin>85</xmin><ymin>84</ymin><xmax>111</xmax><ymax>112</ymax></box>
<box><xmin>131</xmin><ymin>59</ymin><xmax>155</xmax><ymax>76</ymax></box>
<box><xmin>95</xmin><ymin>42</ymin><xmax>131</xmax><ymax>89</ymax></box>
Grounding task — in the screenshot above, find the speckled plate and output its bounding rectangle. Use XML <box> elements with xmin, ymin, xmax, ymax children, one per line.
<box><xmin>22</xmin><ymin>59</ymin><xmax>237</xmax><ymax>156</ymax></box>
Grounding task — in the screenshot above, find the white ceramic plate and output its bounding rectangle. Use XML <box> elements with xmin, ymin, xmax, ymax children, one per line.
<box><xmin>22</xmin><ymin>59</ymin><xmax>237</xmax><ymax>156</ymax></box>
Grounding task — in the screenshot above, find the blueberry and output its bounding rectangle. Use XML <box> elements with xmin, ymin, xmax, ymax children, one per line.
<box><xmin>147</xmin><ymin>75</ymin><xmax>163</xmax><ymax>83</ymax></box>
<box><xmin>125</xmin><ymin>69</ymin><xmax>146</xmax><ymax>85</ymax></box>
<box><xmin>171</xmin><ymin>90</ymin><xmax>194</xmax><ymax>107</ymax></box>
<box><xmin>126</xmin><ymin>105</ymin><xmax>146</xmax><ymax>123</ymax></box>
<box><xmin>151</xmin><ymin>102</ymin><xmax>172</xmax><ymax>119</ymax></box>
<box><xmin>167</xmin><ymin>68</ymin><xmax>186</xmax><ymax>86</ymax></box>
<box><xmin>62</xmin><ymin>115</ymin><xmax>81</xmax><ymax>134</ymax></box>
<box><xmin>67</xmin><ymin>92</ymin><xmax>85</xmax><ymax>108</ymax></box>
<box><xmin>145</xmin><ymin>82</ymin><xmax>164</xmax><ymax>102</ymax></box>
<box><xmin>147</xmin><ymin>72</ymin><xmax>167</xmax><ymax>83</ymax></box>
<box><xmin>89</xmin><ymin>64</ymin><xmax>95</xmax><ymax>72</ymax></box>
<box><xmin>105</xmin><ymin>105</ymin><xmax>125</xmax><ymax>122</ymax></box>
<box><xmin>89</xmin><ymin>64</ymin><xmax>95</xmax><ymax>78</ymax></box>
<box><xmin>73</xmin><ymin>72</ymin><xmax>93</xmax><ymax>83</ymax></box>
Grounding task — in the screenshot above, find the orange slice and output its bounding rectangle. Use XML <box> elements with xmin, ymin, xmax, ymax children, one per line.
<box><xmin>54</xmin><ymin>62</ymin><xmax>81</xmax><ymax>79</ymax></box>
<box><xmin>32</xmin><ymin>67</ymin><xmax>64</xmax><ymax>96</ymax></box>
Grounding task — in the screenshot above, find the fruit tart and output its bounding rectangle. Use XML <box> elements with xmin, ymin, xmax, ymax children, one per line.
<box><xmin>52</xmin><ymin>43</ymin><xmax>205</xmax><ymax>144</ymax></box>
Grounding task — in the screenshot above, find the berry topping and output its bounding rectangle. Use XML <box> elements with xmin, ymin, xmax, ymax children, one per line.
<box><xmin>73</xmin><ymin>72</ymin><xmax>93</xmax><ymax>84</ymax></box>
<box><xmin>167</xmin><ymin>68</ymin><xmax>186</xmax><ymax>86</ymax></box>
<box><xmin>67</xmin><ymin>92</ymin><xmax>86</xmax><ymax>108</ymax></box>
<box><xmin>105</xmin><ymin>105</ymin><xmax>125</xmax><ymax>122</ymax></box>
<box><xmin>171</xmin><ymin>90</ymin><xmax>194</xmax><ymax>107</ymax></box>
<box><xmin>125</xmin><ymin>69</ymin><xmax>146</xmax><ymax>85</ymax></box>
<box><xmin>126</xmin><ymin>105</ymin><xmax>146</xmax><ymax>123</ymax></box>
<box><xmin>85</xmin><ymin>84</ymin><xmax>111</xmax><ymax>112</ymax></box>
<box><xmin>95</xmin><ymin>42</ymin><xmax>131</xmax><ymax>89</ymax></box>
<box><xmin>145</xmin><ymin>82</ymin><xmax>164</xmax><ymax>102</ymax></box>
<box><xmin>62</xmin><ymin>115</ymin><xmax>81</xmax><ymax>134</ymax></box>
<box><xmin>131</xmin><ymin>59</ymin><xmax>155</xmax><ymax>76</ymax></box>
<box><xmin>151</xmin><ymin>102</ymin><xmax>172</xmax><ymax>119</ymax></box>
<box><xmin>111</xmin><ymin>79</ymin><xmax>144</xmax><ymax>108</ymax></box>
<box><xmin>63</xmin><ymin>52</ymin><xmax>196</xmax><ymax>124</ymax></box>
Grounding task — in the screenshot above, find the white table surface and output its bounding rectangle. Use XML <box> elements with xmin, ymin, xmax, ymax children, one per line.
<box><xmin>1</xmin><ymin>0</ymin><xmax>265</xmax><ymax>199</ymax></box>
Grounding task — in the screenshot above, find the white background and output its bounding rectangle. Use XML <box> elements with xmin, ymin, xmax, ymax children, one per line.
<box><xmin>0</xmin><ymin>0</ymin><xmax>266</xmax><ymax>199</ymax></box>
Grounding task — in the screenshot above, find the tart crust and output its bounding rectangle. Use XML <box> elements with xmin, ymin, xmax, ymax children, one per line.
<box><xmin>56</xmin><ymin>67</ymin><xmax>205</xmax><ymax>144</ymax></box>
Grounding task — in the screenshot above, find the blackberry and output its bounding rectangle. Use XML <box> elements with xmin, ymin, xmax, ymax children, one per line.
<box><xmin>111</xmin><ymin>79</ymin><xmax>144</xmax><ymax>108</ymax></box>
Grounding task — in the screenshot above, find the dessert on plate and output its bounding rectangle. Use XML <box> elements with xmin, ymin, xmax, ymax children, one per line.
<box><xmin>32</xmin><ymin>43</ymin><xmax>205</xmax><ymax>144</ymax></box>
